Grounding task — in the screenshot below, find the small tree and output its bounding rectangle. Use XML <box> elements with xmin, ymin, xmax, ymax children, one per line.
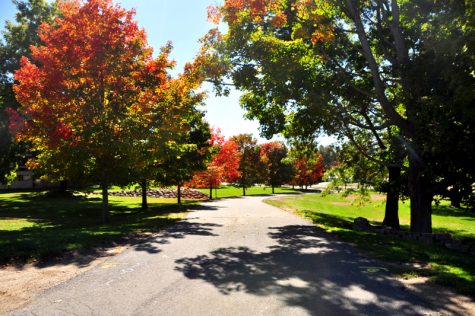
<box><xmin>187</xmin><ymin>128</ymin><xmax>240</xmax><ymax>199</ymax></box>
<box><xmin>155</xmin><ymin>114</ymin><xmax>210</xmax><ymax>205</ymax></box>
<box><xmin>231</xmin><ymin>134</ymin><xmax>264</xmax><ymax>196</ymax></box>
<box><xmin>260</xmin><ymin>142</ymin><xmax>294</xmax><ymax>193</ymax></box>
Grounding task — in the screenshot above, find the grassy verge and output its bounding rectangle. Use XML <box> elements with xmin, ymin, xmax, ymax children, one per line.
<box><xmin>265</xmin><ymin>193</ymin><xmax>475</xmax><ymax>295</ymax></box>
<box><xmin>0</xmin><ymin>191</ymin><xmax>195</xmax><ymax>265</ymax></box>
<box><xmin>196</xmin><ymin>185</ymin><xmax>301</xmax><ymax>199</ymax></box>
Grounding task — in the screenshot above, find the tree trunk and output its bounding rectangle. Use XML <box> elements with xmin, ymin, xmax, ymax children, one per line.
<box><xmin>59</xmin><ymin>180</ymin><xmax>68</xmax><ymax>194</ymax></box>
<box><xmin>101</xmin><ymin>183</ymin><xmax>109</xmax><ymax>224</ymax></box>
<box><xmin>242</xmin><ymin>185</ymin><xmax>246</xmax><ymax>196</ymax></box>
<box><xmin>141</xmin><ymin>178</ymin><xmax>148</xmax><ymax>210</ymax></box>
<box><xmin>177</xmin><ymin>184</ymin><xmax>182</xmax><ymax>205</ymax></box>
<box><xmin>382</xmin><ymin>165</ymin><xmax>400</xmax><ymax>229</ymax></box>
<box><xmin>272</xmin><ymin>184</ymin><xmax>275</xmax><ymax>194</ymax></box>
<box><xmin>450</xmin><ymin>196</ymin><xmax>461</xmax><ymax>209</ymax></box>
<box><xmin>209</xmin><ymin>183</ymin><xmax>213</xmax><ymax>199</ymax></box>
<box><xmin>449</xmin><ymin>186</ymin><xmax>462</xmax><ymax>208</ymax></box>
<box><xmin>408</xmin><ymin>155</ymin><xmax>433</xmax><ymax>233</ymax></box>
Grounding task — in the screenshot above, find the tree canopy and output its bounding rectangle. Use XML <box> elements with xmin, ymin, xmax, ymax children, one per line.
<box><xmin>0</xmin><ymin>0</ymin><xmax>57</xmax><ymax>184</ymax></box>
<box><xmin>12</xmin><ymin>0</ymin><xmax>209</xmax><ymax>222</ymax></box>
<box><xmin>205</xmin><ymin>0</ymin><xmax>475</xmax><ymax>232</ymax></box>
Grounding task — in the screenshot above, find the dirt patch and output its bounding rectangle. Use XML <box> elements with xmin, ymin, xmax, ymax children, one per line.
<box><xmin>330</xmin><ymin>202</ymin><xmax>352</xmax><ymax>206</ymax></box>
<box><xmin>0</xmin><ymin>245</ymin><xmax>126</xmax><ymax>314</ymax></box>
<box><xmin>343</xmin><ymin>193</ymin><xmax>386</xmax><ymax>202</ymax></box>
<box><xmin>369</xmin><ymin>193</ymin><xmax>386</xmax><ymax>201</ymax></box>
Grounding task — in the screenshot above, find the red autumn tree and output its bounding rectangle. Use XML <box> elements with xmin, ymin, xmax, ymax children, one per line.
<box><xmin>187</xmin><ymin>128</ymin><xmax>240</xmax><ymax>198</ymax></box>
<box><xmin>13</xmin><ymin>0</ymin><xmax>172</xmax><ymax>223</ymax></box>
<box><xmin>212</xmin><ymin>139</ymin><xmax>241</xmax><ymax>183</ymax></box>
<box><xmin>291</xmin><ymin>153</ymin><xmax>325</xmax><ymax>190</ymax></box>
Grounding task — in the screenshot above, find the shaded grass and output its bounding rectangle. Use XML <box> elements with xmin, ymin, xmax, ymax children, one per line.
<box><xmin>0</xmin><ymin>191</ymin><xmax>194</xmax><ymax>265</ymax></box>
<box><xmin>266</xmin><ymin>193</ymin><xmax>475</xmax><ymax>296</ymax></box>
<box><xmin>196</xmin><ymin>185</ymin><xmax>301</xmax><ymax>199</ymax></box>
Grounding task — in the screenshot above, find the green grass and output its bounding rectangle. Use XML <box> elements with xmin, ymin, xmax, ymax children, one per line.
<box><xmin>196</xmin><ymin>185</ymin><xmax>301</xmax><ymax>199</ymax></box>
<box><xmin>266</xmin><ymin>193</ymin><xmax>475</xmax><ymax>295</ymax></box>
<box><xmin>0</xmin><ymin>191</ymin><xmax>195</xmax><ymax>265</ymax></box>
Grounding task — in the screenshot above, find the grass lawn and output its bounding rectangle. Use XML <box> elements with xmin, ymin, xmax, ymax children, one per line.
<box><xmin>0</xmin><ymin>191</ymin><xmax>195</xmax><ymax>265</ymax></box>
<box><xmin>266</xmin><ymin>193</ymin><xmax>475</xmax><ymax>295</ymax></box>
<box><xmin>196</xmin><ymin>185</ymin><xmax>301</xmax><ymax>199</ymax></box>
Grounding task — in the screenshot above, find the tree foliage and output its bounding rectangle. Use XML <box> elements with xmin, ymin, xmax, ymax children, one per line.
<box><xmin>260</xmin><ymin>141</ymin><xmax>294</xmax><ymax>193</ymax></box>
<box><xmin>288</xmin><ymin>143</ymin><xmax>325</xmax><ymax>189</ymax></box>
<box><xmin>187</xmin><ymin>128</ymin><xmax>240</xmax><ymax>198</ymax></box>
<box><xmin>231</xmin><ymin>133</ymin><xmax>265</xmax><ymax>195</ymax></box>
<box><xmin>0</xmin><ymin>0</ymin><xmax>57</xmax><ymax>184</ymax></box>
<box><xmin>13</xmin><ymin>0</ymin><xmax>178</xmax><ymax>222</ymax></box>
<box><xmin>206</xmin><ymin>0</ymin><xmax>475</xmax><ymax>232</ymax></box>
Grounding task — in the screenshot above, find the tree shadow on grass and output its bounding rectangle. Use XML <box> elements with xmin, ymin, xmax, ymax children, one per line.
<box><xmin>298</xmin><ymin>211</ymin><xmax>475</xmax><ymax>297</ymax></box>
<box><xmin>175</xmin><ymin>224</ymin><xmax>451</xmax><ymax>315</ymax></box>
<box><xmin>432</xmin><ymin>205</ymin><xmax>475</xmax><ymax>219</ymax></box>
<box><xmin>0</xmin><ymin>192</ymin><xmax>221</xmax><ymax>268</ymax></box>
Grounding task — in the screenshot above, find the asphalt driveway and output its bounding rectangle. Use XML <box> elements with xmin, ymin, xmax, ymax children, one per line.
<box><xmin>8</xmin><ymin>196</ymin><xmax>440</xmax><ymax>315</ymax></box>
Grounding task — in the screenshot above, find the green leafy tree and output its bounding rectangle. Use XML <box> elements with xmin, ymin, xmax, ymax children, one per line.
<box><xmin>155</xmin><ymin>115</ymin><xmax>210</xmax><ymax>205</ymax></box>
<box><xmin>0</xmin><ymin>0</ymin><xmax>57</xmax><ymax>184</ymax></box>
<box><xmin>206</xmin><ymin>0</ymin><xmax>475</xmax><ymax>233</ymax></box>
<box><xmin>260</xmin><ymin>141</ymin><xmax>294</xmax><ymax>193</ymax></box>
<box><xmin>129</xmin><ymin>53</ymin><xmax>211</xmax><ymax>208</ymax></box>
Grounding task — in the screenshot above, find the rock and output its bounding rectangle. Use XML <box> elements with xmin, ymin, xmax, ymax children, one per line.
<box><xmin>353</xmin><ymin>217</ymin><xmax>370</xmax><ymax>230</ymax></box>
<box><xmin>106</xmin><ymin>188</ymin><xmax>208</xmax><ymax>200</ymax></box>
<box><xmin>445</xmin><ymin>241</ymin><xmax>470</xmax><ymax>253</ymax></box>
<box><xmin>433</xmin><ymin>233</ymin><xmax>453</xmax><ymax>244</ymax></box>
<box><xmin>417</xmin><ymin>234</ymin><xmax>434</xmax><ymax>244</ymax></box>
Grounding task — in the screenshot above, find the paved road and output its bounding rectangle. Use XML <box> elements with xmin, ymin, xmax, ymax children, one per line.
<box><xmin>9</xmin><ymin>196</ymin><xmax>441</xmax><ymax>315</ymax></box>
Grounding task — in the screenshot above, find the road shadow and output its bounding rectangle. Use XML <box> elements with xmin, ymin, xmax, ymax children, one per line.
<box><xmin>175</xmin><ymin>224</ymin><xmax>463</xmax><ymax>315</ymax></box>
<box><xmin>187</xmin><ymin>203</ymin><xmax>222</xmax><ymax>211</ymax></box>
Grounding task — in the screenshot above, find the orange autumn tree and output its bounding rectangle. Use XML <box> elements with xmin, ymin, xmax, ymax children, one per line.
<box><xmin>291</xmin><ymin>153</ymin><xmax>325</xmax><ymax>190</ymax></box>
<box><xmin>14</xmin><ymin>0</ymin><xmax>172</xmax><ymax>223</ymax></box>
<box><xmin>187</xmin><ymin>128</ymin><xmax>240</xmax><ymax>199</ymax></box>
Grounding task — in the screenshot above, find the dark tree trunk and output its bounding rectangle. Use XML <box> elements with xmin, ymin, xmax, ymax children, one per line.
<box><xmin>209</xmin><ymin>183</ymin><xmax>213</xmax><ymax>199</ymax></box>
<box><xmin>449</xmin><ymin>186</ymin><xmax>462</xmax><ymax>208</ymax></box>
<box><xmin>101</xmin><ymin>183</ymin><xmax>109</xmax><ymax>224</ymax></box>
<box><xmin>59</xmin><ymin>180</ymin><xmax>68</xmax><ymax>194</ymax></box>
<box><xmin>383</xmin><ymin>165</ymin><xmax>400</xmax><ymax>229</ymax></box>
<box><xmin>450</xmin><ymin>196</ymin><xmax>461</xmax><ymax>209</ymax></box>
<box><xmin>408</xmin><ymin>155</ymin><xmax>433</xmax><ymax>233</ymax></box>
<box><xmin>177</xmin><ymin>184</ymin><xmax>182</xmax><ymax>205</ymax></box>
<box><xmin>242</xmin><ymin>185</ymin><xmax>246</xmax><ymax>196</ymax></box>
<box><xmin>141</xmin><ymin>178</ymin><xmax>148</xmax><ymax>210</ymax></box>
<box><xmin>272</xmin><ymin>184</ymin><xmax>275</xmax><ymax>194</ymax></box>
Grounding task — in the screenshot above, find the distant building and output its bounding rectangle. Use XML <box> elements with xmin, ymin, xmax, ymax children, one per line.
<box><xmin>0</xmin><ymin>165</ymin><xmax>57</xmax><ymax>190</ymax></box>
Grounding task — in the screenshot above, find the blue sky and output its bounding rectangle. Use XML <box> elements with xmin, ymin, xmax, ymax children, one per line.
<box><xmin>1</xmin><ymin>0</ymin><xmax>334</xmax><ymax>144</ymax></box>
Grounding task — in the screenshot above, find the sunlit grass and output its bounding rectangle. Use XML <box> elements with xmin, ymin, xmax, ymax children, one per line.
<box><xmin>0</xmin><ymin>218</ymin><xmax>36</xmax><ymax>231</ymax></box>
<box><xmin>196</xmin><ymin>185</ymin><xmax>300</xmax><ymax>199</ymax></box>
<box><xmin>0</xmin><ymin>191</ymin><xmax>194</xmax><ymax>264</ymax></box>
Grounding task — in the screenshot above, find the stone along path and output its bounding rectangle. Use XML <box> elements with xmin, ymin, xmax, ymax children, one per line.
<box><xmin>7</xmin><ymin>196</ymin><xmax>452</xmax><ymax>315</ymax></box>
